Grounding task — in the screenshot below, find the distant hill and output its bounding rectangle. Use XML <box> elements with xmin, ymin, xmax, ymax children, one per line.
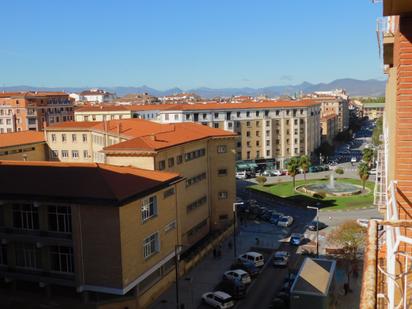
<box><xmin>0</xmin><ymin>78</ymin><xmax>386</xmax><ymax>98</ymax></box>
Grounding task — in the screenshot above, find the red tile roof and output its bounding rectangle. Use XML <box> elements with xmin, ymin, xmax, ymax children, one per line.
<box><xmin>0</xmin><ymin>161</ymin><xmax>181</xmax><ymax>204</ymax></box>
<box><xmin>103</xmin><ymin>122</ymin><xmax>237</xmax><ymax>152</ymax></box>
<box><xmin>0</xmin><ymin>131</ymin><xmax>45</xmax><ymax>148</ymax></box>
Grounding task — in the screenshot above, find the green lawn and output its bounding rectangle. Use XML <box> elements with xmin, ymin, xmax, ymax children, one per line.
<box><xmin>249</xmin><ymin>178</ymin><xmax>374</xmax><ymax>211</ymax></box>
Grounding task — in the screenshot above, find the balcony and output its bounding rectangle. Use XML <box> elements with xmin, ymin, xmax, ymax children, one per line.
<box><xmin>376</xmin><ymin>17</ymin><xmax>395</xmax><ymax>66</ymax></box>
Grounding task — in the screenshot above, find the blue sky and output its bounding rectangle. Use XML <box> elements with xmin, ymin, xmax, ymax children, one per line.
<box><xmin>0</xmin><ymin>0</ymin><xmax>384</xmax><ymax>89</ymax></box>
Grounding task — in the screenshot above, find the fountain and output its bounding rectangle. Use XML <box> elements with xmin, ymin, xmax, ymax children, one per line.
<box><xmin>296</xmin><ymin>173</ymin><xmax>364</xmax><ymax>197</ymax></box>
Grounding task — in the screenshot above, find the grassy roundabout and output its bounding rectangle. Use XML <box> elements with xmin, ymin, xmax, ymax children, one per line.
<box><xmin>249</xmin><ymin>177</ymin><xmax>374</xmax><ymax>211</ymax></box>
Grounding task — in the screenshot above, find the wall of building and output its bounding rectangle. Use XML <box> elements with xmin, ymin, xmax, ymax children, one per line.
<box><xmin>0</xmin><ymin>142</ymin><xmax>48</xmax><ymax>161</ymax></box>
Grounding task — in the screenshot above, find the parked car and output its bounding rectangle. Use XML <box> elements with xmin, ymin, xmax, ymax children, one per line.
<box><xmin>236</xmin><ymin>171</ymin><xmax>246</xmax><ymax>179</ymax></box>
<box><xmin>238</xmin><ymin>252</ymin><xmax>265</xmax><ymax>267</ymax></box>
<box><xmin>272</xmin><ymin>170</ymin><xmax>282</xmax><ymax>176</ymax></box>
<box><xmin>351</xmin><ymin>157</ymin><xmax>357</xmax><ymax>163</ymax></box>
<box><xmin>223</xmin><ymin>269</ymin><xmax>252</xmax><ymax>285</ymax></box>
<box><xmin>215</xmin><ymin>280</ymin><xmax>246</xmax><ymax>300</ymax></box>
<box><xmin>273</xmin><ymin>251</ymin><xmax>290</xmax><ymax>267</ymax></box>
<box><xmin>230</xmin><ymin>259</ymin><xmax>259</xmax><ymax>277</ymax></box>
<box><xmin>369</xmin><ymin>169</ymin><xmax>377</xmax><ymax>175</ymax></box>
<box><xmin>309</xmin><ymin>166</ymin><xmax>319</xmax><ymax>173</ymax></box>
<box><xmin>277</xmin><ymin>216</ymin><xmax>294</xmax><ymax>227</ymax></box>
<box><xmin>269</xmin><ymin>213</ymin><xmax>283</xmax><ymax>225</ymax></box>
<box><xmin>307</xmin><ymin>221</ymin><xmax>328</xmax><ymax>231</ymax></box>
<box><xmin>202</xmin><ymin>291</ymin><xmax>234</xmax><ymax>309</ymax></box>
<box><xmin>290</xmin><ymin>233</ymin><xmax>304</xmax><ymax>245</ymax></box>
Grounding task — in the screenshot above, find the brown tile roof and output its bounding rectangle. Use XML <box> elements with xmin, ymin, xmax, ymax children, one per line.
<box><xmin>0</xmin><ymin>161</ymin><xmax>181</xmax><ymax>205</ymax></box>
<box><xmin>0</xmin><ymin>131</ymin><xmax>45</xmax><ymax>148</ymax></box>
<box><xmin>0</xmin><ymin>92</ymin><xmax>68</xmax><ymax>99</ymax></box>
<box><xmin>103</xmin><ymin>122</ymin><xmax>237</xmax><ymax>152</ymax></box>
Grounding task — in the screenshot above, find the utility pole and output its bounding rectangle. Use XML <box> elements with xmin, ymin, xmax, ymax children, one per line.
<box><xmin>307</xmin><ymin>206</ymin><xmax>320</xmax><ymax>257</ymax></box>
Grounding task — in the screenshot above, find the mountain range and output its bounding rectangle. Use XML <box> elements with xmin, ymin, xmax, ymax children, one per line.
<box><xmin>0</xmin><ymin>78</ymin><xmax>386</xmax><ymax>98</ymax></box>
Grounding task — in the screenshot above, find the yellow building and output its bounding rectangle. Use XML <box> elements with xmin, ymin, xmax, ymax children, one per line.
<box><xmin>0</xmin><ymin>160</ymin><xmax>183</xmax><ymax>309</ymax></box>
<box><xmin>0</xmin><ymin>131</ymin><xmax>48</xmax><ymax>161</ymax></box>
<box><xmin>74</xmin><ymin>105</ymin><xmax>132</xmax><ymax>122</ymax></box>
<box><xmin>320</xmin><ymin>114</ymin><xmax>338</xmax><ymax>145</ymax></box>
<box><xmin>361</xmin><ymin>102</ymin><xmax>385</xmax><ymax>120</ymax></box>
<box><xmin>44</xmin><ymin>118</ymin><xmax>237</xmax><ymax>245</ymax></box>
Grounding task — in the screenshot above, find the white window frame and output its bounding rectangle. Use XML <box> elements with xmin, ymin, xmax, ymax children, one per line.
<box><xmin>141</xmin><ymin>196</ymin><xmax>157</xmax><ymax>222</ymax></box>
<box><xmin>143</xmin><ymin>232</ymin><xmax>160</xmax><ymax>259</ymax></box>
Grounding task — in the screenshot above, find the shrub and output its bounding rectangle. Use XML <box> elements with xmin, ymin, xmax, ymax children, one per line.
<box><xmin>335</xmin><ymin>168</ymin><xmax>344</xmax><ymax>175</ymax></box>
<box><xmin>256</xmin><ymin>176</ymin><xmax>267</xmax><ymax>186</ymax></box>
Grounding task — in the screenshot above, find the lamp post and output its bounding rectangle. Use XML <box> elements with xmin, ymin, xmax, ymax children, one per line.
<box><xmin>307</xmin><ymin>206</ymin><xmax>320</xmax><ymax>257</ymax></box>
<box><xmin>175</xmin><ymin>244</ymin><xmax>183</xmax><ymax>309</ymax></box>
<box><xmin>233</xmin><ymin>202</ymin><xmax>244</xmax><ymax>260</ymax></box>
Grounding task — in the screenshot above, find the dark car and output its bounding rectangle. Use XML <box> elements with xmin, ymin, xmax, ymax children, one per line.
<box><xmin>231</xmin><ymin>259</ymin><xmax>259</xmax><ymax>277</ymax></box>
<box><xmin>269</xmin><ymin>213</ymin><xmax>283</xmax><ymax>225</ymax></box>
<box><xmin>216</xmin><ymin>278</ymin><xmax>247</xmax><ymax>299</ymax></box>
<box><xmin>307</xmin><ymin>221</ymin><xmax>328</xmax><ymax>231</ymax></box>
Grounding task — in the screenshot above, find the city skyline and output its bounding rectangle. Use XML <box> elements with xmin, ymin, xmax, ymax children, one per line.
<box><xmin>1</xmin><ymin>0</ymin><xmax>383</xmax><ymax>89</ymax></box>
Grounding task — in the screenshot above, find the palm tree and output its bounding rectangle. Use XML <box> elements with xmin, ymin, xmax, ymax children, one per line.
<box><xmin>362</xmin><ymin>148</ymin><xmax>374</xmax><ymax>168</ymax></box>
<box><xmin>287</xmin><ymin>157</ymin><xmax>300</xmax><ymax>189</ymax></box>
<box><xmin>358</xmin><ymin>162</ymin><xmax>369</xmax><ymax>190</ymax></box>
<box><xmin>299</xmin><ymin>155</ymin><xmax>311</xmax><ymax>183</ymax></box>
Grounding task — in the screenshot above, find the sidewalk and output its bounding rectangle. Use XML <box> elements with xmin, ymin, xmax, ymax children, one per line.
<box><xmin>150</xmin><ymin>223</ymin><xmax>275</xmax><ymax>309</ymax></box>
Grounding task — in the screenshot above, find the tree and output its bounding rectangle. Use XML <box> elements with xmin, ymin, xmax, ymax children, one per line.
<box><xmin>287</xmin><ymin>157</ymin><xmax>300</xmax><ymax>189</ymax></box>
<box><xmin>372</xmin><ymin>117</ymin><xmax>383</xmax><ymax>146</ymax></box>
<box><xmin>299</xmin><ymin>155</ymin><xmax>311</xmax><ymax>183</ymax></box>
<box><xmin>358</xmin><ymin>162</ymin><xmax>370</xmax><ymax>190</ymax></box>
<box><xmin>256</xmin><ymin>176</ymin><xmax>267</xmax><ymax>187</ymax></box>
<box><xmin>362</xmin><ymin>148</ymin><xmax>374</xmax><ymax>168</ymax></box>
<box><xmin>335</xmin><ymin>168</ymin><xmax>344</xmax><ymax>175</ymax></box>
<box><xmin>327</xmin><ymin>220</ymin><xmax>366</xmax><ymax>289</ymax></box>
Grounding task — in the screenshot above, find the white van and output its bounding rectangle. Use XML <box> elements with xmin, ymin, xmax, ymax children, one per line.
<box><xmin>238</xmin><ymin>251</ymin><xmax>264</xmax><ymax>267</ymax></box>
<box><xmin>236</xmin><ymin>171</ymin><xmax>246</xmax><ymax>179</ymax></box>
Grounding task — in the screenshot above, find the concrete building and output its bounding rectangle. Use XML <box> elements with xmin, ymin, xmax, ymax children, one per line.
<box><xmin>320</xmin><ymin>114</ymin><xmax>338</xmax><ymax>145</ymax></box>
<box><xmin>74</xmin><ymin>105</ymin><xmax>133</xmax><ymax>122</ymax></box>
<box><xmin>362</xmin><ymin>102</ymin><xmax>385</xmax><ymax>120</ymax></box>
<box><xmin>314</xmin><ymin>95</ymin><xmax>349</xmax><ymax>132</ymax></box>
<box><xmin>0</xmin><ymin>131</ymin><xmax>47</xmax><ymax>161</ymax></box>
<box><xmin>0</xmin><ymin>92</ymin><xmax>74</xmax><ymax>133</ymax></box>
<box><xmin>0</xmin><ymin>160</ymin><xmax>184</xmax><ymax>309</ymax></box>
<box><xmin>77</xmin><ymin>89</ymin><xmax>116</xmax><ymax>103</ymax></box>
<box><xmin>44</xmin><ymin>118</ymin><xmax>237</xmax><ymax>242</ymax></box>
<box><xmin>360</xmin><ymin>2</ymin><xmax>412</xmax><ymax>308</ymax></box>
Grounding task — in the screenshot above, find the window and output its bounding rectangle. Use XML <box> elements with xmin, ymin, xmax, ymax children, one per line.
<box><xmin>214</xmin><ymin>123</ymin><xmax>219</xmax><ymax>128</ymax></box>
<box><xmin>15</xmin><ymin>243</ymin><xmax>40</xmax><ymax>269</ymax></box>
<box><xmin>256</xmin><ymin>141</ymin><xmax>260</xmax><ymax>146</ymax></box>
<box><xmin>177</xmin><ymin>155</ymin><xmax>183</xmax><ymax>164</ymax></box>
<box><xmin>246</xmin><ymin>121</ymin><xmax>250</xmax><ymax>127</ymax></box>
<box><xmin>256</xmin><ymin>111</ymin><xmax>260</xmax><ymax>117</ymax></box>
<box><xmin>214</xmin><ymin>113</ymin><xmax>219</xmax><ymax>118</ymax></box>
<box><xmin>246</xmin><ymin>131</ymin><xmax>250</xmax><ymax>137</ymax></box>
<box><xmin>13</xmin><ymin>204</ymin><xmax>39</xmax><ymax>230</ymax></box>
<box><xmin>246</xmin><ymin>111</ymin><xmax>250</xmax><ymax>117</ymax></box>
<box><xmin>143</xmin><ymin>232</ymin><xmax>159</xmax><ymax>259</ymax></box>
<box><xmin>141</xmin><ymin>196</ymin><xmax>157</xmax><ymax>222</ymax></box>
<box><xmin>247</xmin><ymin>141</ymin><xmax>251</xmax><ymax>147</ymax></box>
<box><xmin>158</xmin><ymin>160</ymin><xmax>166</xmax><ymax>170</ymax></box>
<box><xmin>83</xmin><ymin>150</ymin><xmax>89</xmax><ymax>158</ymax></box>
<box><xmin>266</xmin><ymin>150</ymin><xmax>270</xmax><ymax>156</ymax></box>
<box><xmin>217</xmin><ymin>145</ymin><xmax>227</xmax><ymax>153</ymax></box>
<box><xmin>236</xmin><ymin>141</ymin><xmax>241</xmax><ymax>148</ymax></box>
<box><xmin>187</xmin><ymin>196</ymin><xmax>207</xmax><ymax>213</ymax></box>
<box><xmin>256</xmin><ymin>150</ymin><xmax>260</xmax><ymax>158</ymax></box>
<box><xmin>256</xmin><ymin>121</ymin><xmax>260</xmax><ymax>126</ymax></box>
<box><xmin>48</xmin><ymin>206</ymin><xmax>72</xmax><ymax>233</ymax></box>
<box><xmin>237</xmin><ymin>112</ymin><xmax>241</xmax><ymax>117</ymax></box>
<box><xmin>168</xmin><ymin>157</ymin><xmax>175</xmax><ymax>168</ymax></box>
<box><xmin>276</xmin><ymin>110</ymin><xmax>280</xmax><ymax>116</ymax></box>
<box><xmin>51</xmin><ymin>134</ymin><xmax>56</xmax><ymax>142</ymax></box>
<box><xmin>82</xmin><ymin>134</ymin><xmax>87</xmax><ymax>142</ymax></box>
<box><xmin>51</xmin><ymin>150</ymin><xmax>58</xmax><ymax>158</ymax></box>
<box><xmin>72</xmin><ymin>134</ymin><xmax>77</xmax><ymax>142</ymax></box>
<box><xmin>218</xmin><ymin>169</ymin><xmax>227</xmax><ymax>176</ymax></box>
<box><xmin>256</xmin><ymin>131</ymin><xmax>260</xmax><ymax>137</ymax></box>
<box><xmin>72</xmin><ymin>150</ymin><xmax>79</xmax><ymax>159</ymax></box>
<box><xmin>265</xmin><ymin>110</ymin><xmax>269</xmax><ymax>116</ymax></box>
<box><xmin>186</xmin><ymin>172</ymin><xmax>206</xmax><ymax>187</ymax></box>
<box><xmin>294</xmin><ymin>119</ymin><xmax>298</xmax><ymax>125</ymax></box>
<box><xmin>218</xmin><ymin>191</ymin><xmax>228</xmax><ymax>200</ymax></box>
<box><xmin>184</xmin><ymin>148</ymin><xmax>205</xmax><ymax>162</ymax></box>
<box><xmin>266</xmin><ymin>140</ymin><xmax>270</xmax><ymax>146</ymax></box>
<box><xmin>266</xmin><ymin>130</ymin><xmax>270</xmax><ymax>136</ymax></box>
<box><xmin>163</xmin><ymin>187</ymin><xmax>175</xmax><ymax>198</ymax></box>
<box><xmin>61</xmin><ymin>134</ymin><xmax>67</xmax><ymax>142</ymax></box>
<box><xmin>266</xmin><ymin>121</ymin><xmax>270</xmax><ymax>127</ymax></box>
<box><xmin>50</xmin><ymin>246</ymin><xmax>74</xmax><ymax>273</ymax></box>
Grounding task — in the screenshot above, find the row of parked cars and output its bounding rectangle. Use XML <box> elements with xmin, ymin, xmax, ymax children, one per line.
<box><xmin>202</xmin><ymin>251</ymin><xmax>265</xmax><ymax>308</ymax></box>
<box><xmin>237</xmin><ymin>200</ymin><xmax>294</xmax><ymax>227</ymax></box>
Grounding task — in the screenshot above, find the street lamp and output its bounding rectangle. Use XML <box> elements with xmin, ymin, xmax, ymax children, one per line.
<box><xmin>307</xmin><ymin>206</ymin><xmax>320</xmax><ymax>257</ymax></box>
<box><xmin>175</xmin><ymin>244</ymin><xmax>183</xmax><ymax>309</ymax></box>
<box><xmin>233</xmin><ymin>202</ymin><xmax>244</xmax><ymax>260</ymax></box>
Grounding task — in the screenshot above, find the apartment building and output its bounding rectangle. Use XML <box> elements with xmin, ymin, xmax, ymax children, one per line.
<box><xmin>0</xmin><ymin>131</ymin><xmax>47</xmax><ymax>161</ymax></box>
<box><xmin>313</xmin><ymin>95</ymin><xmax>349</xmax><ymax>132</ymax></box>
<box><xmin>362</xmin><ymin>102</ymin><xmax>385</xmax><ymax>120</ymax></box>
<box><xmin>44</xmin><ymin>118</ymin><xmax>237</xmax><ymax>245</ymax></box>
<box><xmin>74</xmin><ymin>105</ymin><xmax>133</xmax><ymax>122</ymax></box>
<box><xmin>79</xmin><ymin>89</ymin><xmax>116</xmax><ymax>103</ymax></box>
<box><xmin>150</xmin><ymin>100</ymin><xmax>322</xmax><ymax>168</ymax></box>
<box><xmin>0</xmin><ymin>92</ymin><xmax>74</xmax><ymax>133</ymax></box>
<box><xmin>360</xmin><ymin>2</ymin><xmax>412</xmax><ymax>308</ymax></box>
<box><xmin>0</xmin><ymin>161</ymin><xmax>183</xmax><ymax>309</ymax></box>
<box><xmin>320</xmin><ymin>114</ymin><xmax>338</xmax><ymax>145</ymax></box>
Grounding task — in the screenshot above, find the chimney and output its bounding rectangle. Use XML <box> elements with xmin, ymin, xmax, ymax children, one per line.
<box><xmin>149</xmin><ymin>134</ymin><xmax>157</xmax><ymax>141</ymax></box>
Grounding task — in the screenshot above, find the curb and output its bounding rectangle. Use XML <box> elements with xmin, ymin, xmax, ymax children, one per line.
<box><xmin>319</xmin><ymin>205</ymin><xmax>376</xmax><ymax>213</ymax></box>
